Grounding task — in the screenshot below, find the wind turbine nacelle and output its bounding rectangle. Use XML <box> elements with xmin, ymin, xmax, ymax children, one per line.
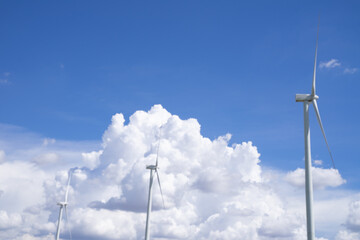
<box><xmin>295</xmin><ymin>94</ymin><xmax>319</xmax><ymax>102</ymax></box>
<box><xmin>57</xmin><ymin>201</ymin><xmax>68</xmax><ymax>206</ymax></box>
<box><xmin>146</xmin><ymin>165</ymin><xmax>157</xmax><ymax>170</ymax></box>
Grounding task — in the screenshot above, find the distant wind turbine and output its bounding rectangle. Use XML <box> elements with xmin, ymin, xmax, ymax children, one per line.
<box><xmin>55</xmin><ymin>171</ymin><xmax>72</xmax><ymax>240</ymax></box>
<box><xmin>145</xmin><ymin>132</ymin><xmax>165</xmax><ymax>240</ymax></box>
<box><xmin>295</xmin><ymin>22</ymin><xmax>335</xmax><ymax>240</ymax></box>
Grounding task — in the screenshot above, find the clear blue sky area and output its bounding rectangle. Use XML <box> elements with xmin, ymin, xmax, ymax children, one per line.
<box><xmin>1</xmin><ymin>1</ymin><xmax>359</xmax><ymax>186</ymax></box>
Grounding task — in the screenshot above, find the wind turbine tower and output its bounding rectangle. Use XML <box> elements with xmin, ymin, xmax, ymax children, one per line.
<box><xmin>145</xmin><ymin>135</ymin><xmax>165</xmax><ymax>240</ymax></box>
<box><xmin>55</xmin><ymin>170</ymin><xmax>72</xmax><ymax>240</ymax></box>
<box><xmin>295</xmin><ymin>23</ymin><xmax>335</xmax><ymax>240</ymax></box>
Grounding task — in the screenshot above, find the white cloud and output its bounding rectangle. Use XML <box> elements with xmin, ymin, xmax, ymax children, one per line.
<box><xmin>344</xmin><ymin>67</ymin><xmax>358</xmax><ymax>74</ymax></box>
<box><xmin>335</xmin><ymin>230</ymin><xmax>360</xmax><ymax>240</ymax></box>
<box><xmin>13</xmin><ymin>234</ymin><xmax>54</xmax><ymax>240</ymax></box>
<box><xmin>0</xmin><ymin>211</ymin><xmax>22</xmax><ymax>229</ymax></box>
<box><xmin>73</xmin><ymin>168</ymin><xmax>88</xmax><ymax>182</ymax></box>
<box><xmin>345</xmin><ymin>200</ymin><xmax>360</xmax><ymax>232</ymax></box>
<box><xmin>0</xmin><ymin>161</ymin><xmax>48</xmax><ymax>212</ymax></box>
<box><xmin>0</xmin><ymin>105</ymin><xmax>355</xmax><ymax>239</ymax></box>
<box><xmin>42</xmin><ymin>138</ymin><xmax>56</xmax><ymax>146</ymax></box>
<box><xmin>319</xmin><ymin>59</ymin><xmax>341</xmax><ymax>69</ymax></box>
<box><xmin>71</xmin><ymin>208</ymin><xmax>142</xmax><ymax>240</ymax></box>
<box><xmin>33</xmin><ymin>152</ymin><xmax>59</xmax><ymax>165</ymax></box>
<box><xmin>314</xmin><ymin>160</ymin><xmax>323</xmax><ymax>166</ymax></box>
<box><xmin>285</xmin><ymin>167</ymin><xmax>346</xmax><ymax>189</ymax></box>
<box><xmin>82</xmin><ymin>150</ymin><xmax>102</xmax><ymax>170</ymax></box>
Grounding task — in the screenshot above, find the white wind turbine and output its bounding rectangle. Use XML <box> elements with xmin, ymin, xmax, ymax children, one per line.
<box><xmin>55</xmin><ymin>171</ymin><xmax>72</xmax><ymax>240</ymax></box>
<box><xmin>295</xmin><ymin>23</ymin><xmax>335</xmax><ymax>240</ymax></box>
<box><xmin>145</xmin><ymin>134</ymin><xmax>165</xmax><ymax>240</ymax></box>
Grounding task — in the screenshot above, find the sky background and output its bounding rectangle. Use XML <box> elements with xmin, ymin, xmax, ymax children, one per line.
<box><xmin>1</xmin><ymin>1</ymin><xmax>360</xmax><ymax>239</ymax></box>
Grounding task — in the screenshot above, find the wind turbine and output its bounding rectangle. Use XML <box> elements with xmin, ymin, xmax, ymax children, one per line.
<box><xmin>55</xmin><ymin>171</ymin><xmax>72</xmax><ymax>240</ymax></box>
<box><xmin>145</xmin><ymin>134</ymin><xmax>165</xmax><ymax>240</ymax></box>
<box><xmin>295</xmin><ymin>23</ymin><xmax>335</xmax><ymax>240</ymax></box>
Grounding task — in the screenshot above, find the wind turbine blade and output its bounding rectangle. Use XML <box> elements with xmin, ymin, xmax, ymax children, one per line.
<box><xmin>312</xmin><ymin>99</ymin><xmax>336</xmax><ymax>168</ymax></box>
<box><xmin>155</xmin><ymin>128</ymin><xmax>162</xmax><ymax>167</ymax></box>
<box><xmin>155</xmin><ymin>141</ymin><xmax>160</xmax><ymax>167</ymax></box>
<box><xmin>65</xmin><ymin>172</ymin><xmax>72</xmax><ymax>202</ymax></box>
<box><xmin>65</xmin><ymin>206</ymin><xmax>72</xmax><ymax>240</ymax></box>
<box><xmin>155</xmin><ymin>169</ymin><xmax>165</xmax><ymax>208</ymax></box>
<box><xmin>311</xmin><ymin>19</ymin><xmax>320</xmax><ymax>96</ymax></box>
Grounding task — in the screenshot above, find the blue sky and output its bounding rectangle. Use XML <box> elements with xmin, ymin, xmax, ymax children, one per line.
<box><xmin>2</xmin><ymin>1</ymin><xmax>359</xmax><ymax>176</ymax></box>
<box><xmin>0</xmin><ymin>1</ymin><xmax>360</xmax><ymax>239</ymax></box>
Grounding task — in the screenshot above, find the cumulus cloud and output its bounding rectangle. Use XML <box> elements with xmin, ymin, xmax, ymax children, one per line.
<box><xmin>0</xmin><ymin>161</ymin><xmax>48</xmax><ymax>212</ymax></box>
<box><xmin>0</xmin><ymin>161</ymin><xmax>57</xmax><ymax>239</ymax></box>
<box><xmin>285</xmin><ymin>167</ymin><xmax>346</xmax><ymax>189</ymax></box>
<box><xmin>0</xmin><ymin>211</ymin><xmax>22</xmax><ymax>229</ymax></box>
<box><xmin>82</xmin><ymin>150</ymin><xmax>102</xmax><ymax>170</ymax></box>
<box><xmin>345</xmin><ymin>200</ymin><xmax>360</xmax><ymax>232</ymax></box>
<box><xmin>319</xmin><ymin>59</ymin><xmax>341</xmax><ymax>69</ymax></box>
<box><xmin>0</xmin><ymin>105</ymin><xmax>352</xmax><ymax>239</ymax></box>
